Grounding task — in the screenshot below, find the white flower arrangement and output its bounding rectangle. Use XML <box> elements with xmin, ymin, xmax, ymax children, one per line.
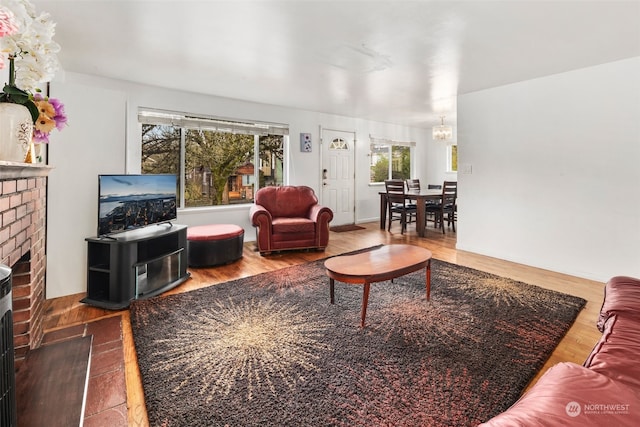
<box><xmin>0</xmin><ymin>0</ymin><xmax>60</xmax><ymax>92</ymax></box>
<box><xmin>0</xmin><ymin>0</ymin><xmax>65</xmax><ymax>144</ymax></box>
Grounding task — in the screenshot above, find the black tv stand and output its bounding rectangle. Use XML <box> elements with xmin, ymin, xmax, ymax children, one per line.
<box><xmin>82</xmin><ymin>224</ymin><xmax>190</xmax><ymax>309</ymax></box>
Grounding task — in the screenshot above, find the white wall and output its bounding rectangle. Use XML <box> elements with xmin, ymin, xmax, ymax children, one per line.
<box><xmin>424</xmin><ymin>126</ymin><xmax>458</xmax><ymax>187</ymax></box>
<box><xmin>45</xmin><ymin>72</ymin><xmax>431</xmax><ymax>298</ymax></box>
<box><xmin>46</xmin><ymin>76</ymin><xmax>127</xmax><ymax>299</ymax></box>
<box><xmin>456</xmin><ymin>57</ymin><xmax>640</xmax><ymax>282</ymax></box>
<box><xmin>48</xmin><ymin>57</ymin><xmax>639</xmax><ymax>298</ymax></box>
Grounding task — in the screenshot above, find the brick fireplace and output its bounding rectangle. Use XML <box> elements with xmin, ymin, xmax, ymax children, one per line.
<box><xmin>0</xmin><ymin>161</ymin><xmax>50</xmax><ymax>366</ymax></box>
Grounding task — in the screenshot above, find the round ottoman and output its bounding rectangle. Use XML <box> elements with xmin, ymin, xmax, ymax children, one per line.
<box><xmin>187</xmin><ymin>224</ymin><xmax>244</xmax><ymax>267</ymax></box>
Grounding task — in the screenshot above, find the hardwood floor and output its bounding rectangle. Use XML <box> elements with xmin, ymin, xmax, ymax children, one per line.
<box><xmin>42</xmin><ymin>221</ymin><xmax>605</xmax><ymax>426</ymax></box>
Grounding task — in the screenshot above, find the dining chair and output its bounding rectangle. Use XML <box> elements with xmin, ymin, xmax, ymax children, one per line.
<box><xmin>404</xmin><ymin>179</ymin><xmax>420</xmax><ymax>211</ymax></box>
<box><xmin>406</xmin><ymin>178</ymin><xmax>421</xmax><ymax>191</ymax></box>
<box><xmin>425</xmin><ymin>181</ymin><xmax>457</xmax><ymax>233</ymax></box>
<box><xmin>425</xmin><ymin>184</ymin><xmax>442</xmax><ymax>208</ymax></box>
<box><xmin>445</xmin><ymin>181</ymin><xmax>458</xmax><ymax>229</ymax></box>
<box><xmin>406</xmin><ymin>179</ymin><xmax>440</xmax><ymax>226</ymax></box>
<box><xmin>384</xmin><ymin>179</ymin><xmax>417</xmax><ymax>234</ymax></box>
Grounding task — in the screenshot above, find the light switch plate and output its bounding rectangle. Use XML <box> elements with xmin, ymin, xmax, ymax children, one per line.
<box><xmin>460</xmin><ymin>163</ymin><xmax>472</xmax><ymax>174</ymax></box>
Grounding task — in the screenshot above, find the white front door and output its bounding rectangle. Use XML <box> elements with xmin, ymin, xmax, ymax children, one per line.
<box><xmin>321</xmin><ymin>128</ymin><xmax>355</xmax><ymax>226</ymax></box>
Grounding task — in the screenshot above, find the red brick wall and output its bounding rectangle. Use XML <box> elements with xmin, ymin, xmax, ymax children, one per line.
<box><xmin>0</xmin><ymin>176</ymin><xmax>47</xmax><ymax>364</ymax></box>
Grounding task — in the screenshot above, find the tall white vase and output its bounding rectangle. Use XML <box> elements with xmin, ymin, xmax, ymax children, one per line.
<box><xmin>0</xmin><ymin>103</ymin><xmax>33</xmax><ymax>162</ymax></box>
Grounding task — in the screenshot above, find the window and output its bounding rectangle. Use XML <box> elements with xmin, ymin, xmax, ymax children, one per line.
<box><xmin>329</xmin><ymin>138</ymin><xmax>348</xmax><ymax>150</ymax></box>
<box><xmin>447</xmin><ymin>144</ymin><xmax>458</xmax><ymax>173</ymax></box>
<box><xmin>140</xmin><ymin>109</ymin><xmax>287</xmax><ymax>208</ymax></box>
<box><xmin>392</xmin><ymin>145</ymin><xmax>411</xmax><ymax>180</ymax></box>
<box><xmin>369</xmin><ymin>138</ymin><xmax>414</xmax><ymax>183</ymax></box>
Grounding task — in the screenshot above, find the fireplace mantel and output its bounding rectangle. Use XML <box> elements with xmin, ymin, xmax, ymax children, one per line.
<box><xmin>0</xmin><ymin>161</ymin><xmax>53</xmax><ymax>179</ymax></box>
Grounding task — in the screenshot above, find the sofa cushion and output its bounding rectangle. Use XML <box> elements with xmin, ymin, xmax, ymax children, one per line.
<box><xmin>585</xmin><ymin>314</ymin><xmax>640</xmax><ymax>390</ymax></box>
<box><xmin>272</xmin><ymin>217</ymin><xmax>315</xmax><ymax>234</ymax></box>
<box><xmin>254</xmin><ymin>186</ymin><xmax>318</xmax><ymax>218</ymax></box>
<box><xmin>480</xmin><ymin>362</ymin><xmax>640</xmax><ymax>426</ymax></box>
<box><xmin>597</xmin><ymin>276</ymin><xmax>640</xmax><ymax>332</ymax></box>
<box><xmin>187</xmin><ymin>224</ymin><xmax>244</xmax><ymax>241</ymax></box>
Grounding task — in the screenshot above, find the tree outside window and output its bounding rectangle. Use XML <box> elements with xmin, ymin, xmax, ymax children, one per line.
<box><xmin>370</xmin><ymin>144</ymin><xmax>412</xmax><ymax>183</ymax></box>
<box><xmin>392</xmin><ymin>146</ymin><xmax>411</xmax><ymax>180</ymax></box>
<box><xmin>141</xmin><ymin>123</ymin><xmax>181</xmax><ymax>192</ymax></box>
<box><xmin>141</xmin><ymin>123</ymin><xmax>284</xmax><ymax>208</ymax></box>
<box><xmin>448</xmin><ymin>144</ymin><xmax>458</xmax><ymax>173</ymax></box>
<box><xmin>370</xmin><ymin>144</ymin><xmax>390</xmax><ymax>183</ymax></box>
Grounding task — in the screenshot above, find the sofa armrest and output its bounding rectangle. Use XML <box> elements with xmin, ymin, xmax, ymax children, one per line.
<box><xmin>250</xmin><ymin>204</ymin><xmax>274</xmax><ymax>253</ymax></box>
<box><xmin>597</xmin><ymin>276</ymin><xmax>640</xmax><ymax>332</ymax></box>
<box><xmin>308</xmin><ymin>204</ymin><xmax>333</xmax><ymax>223</ymax></box>
<box><xmin>585</xmin><ymin>313</ymin><xmax>640</xmax><ymax>390</ymax></box>
<box><xmin>480</xmin><ymin>362</ymin><xmax>640</xmax><ymax>427</ymax></box>
<box><xmin>308</xmin><ymin>204</ymin><xmax>333</xmax><ymax>248</ymax></box>
<box><xmin>250</xmin><ymin>204</ymin><xmax>272</xmax><ymax>227</ymax></box>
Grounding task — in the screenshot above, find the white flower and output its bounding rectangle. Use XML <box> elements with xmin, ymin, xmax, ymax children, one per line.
<box><xmin>0</xmin><ymin>0</ymin><xmax>60</xmax><ymax>91</ymax></box>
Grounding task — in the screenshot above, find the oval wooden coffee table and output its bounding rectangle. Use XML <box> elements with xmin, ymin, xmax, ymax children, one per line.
<box><xmin>324</xmin><ymin>244</ymin><xmax>432</xmax><ymax>327</ymax></box>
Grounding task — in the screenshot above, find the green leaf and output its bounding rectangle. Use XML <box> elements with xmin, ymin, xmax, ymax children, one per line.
<box><xmin>1</xmin><ymin>84</ymin><xmax>39</xmax><ymax>122</ymax></box>
<box><xmin>25</xmin><ymin>101</ymin><xmax>39</xmax><ymax>123</ymax></box>
<box><xmin>3</xmin><ymin>84</ymin><xmax>29</xmax><ymax>98</ymax></box>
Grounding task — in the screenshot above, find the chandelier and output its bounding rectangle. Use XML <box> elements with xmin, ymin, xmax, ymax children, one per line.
<box><xmin>432</xmin><ymin>116</ymin><xmax>453</xmax><ymax>141</ymax></box>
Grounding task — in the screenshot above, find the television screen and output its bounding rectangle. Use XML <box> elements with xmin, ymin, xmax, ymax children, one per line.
<box><xmin>98</xmin><ymin>174</ymin><xmax>178</xmax><ymax>236</ymax></box>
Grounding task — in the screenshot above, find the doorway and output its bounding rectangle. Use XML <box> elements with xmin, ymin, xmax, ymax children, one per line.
<box><xmin>320</xmin><ymin>128</ymin><xmax>355</xmax><ymax>226</ymax></box>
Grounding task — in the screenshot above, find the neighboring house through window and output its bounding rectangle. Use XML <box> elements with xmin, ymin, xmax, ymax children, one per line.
<box><xmin>139</xmin><ymin>108</ymin><xmax>288</xmax><ymax>208</ymax></box>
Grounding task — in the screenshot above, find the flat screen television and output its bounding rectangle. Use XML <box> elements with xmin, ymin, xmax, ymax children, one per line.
<box><xmin>98</xmin><ymin>174</ymin><xmax>178</xmax><ymax>236</ymax></box>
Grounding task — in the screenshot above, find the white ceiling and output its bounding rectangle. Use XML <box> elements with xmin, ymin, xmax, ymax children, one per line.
<box><xmin>34</xmin><ymin>0</ymin><xmax>640</xmax><ymax>129</ymax></box>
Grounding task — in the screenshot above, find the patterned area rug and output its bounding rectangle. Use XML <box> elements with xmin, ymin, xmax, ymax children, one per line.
<box><xmin>131</xmin><ymin>249</ymin><xmax>586</xmax><ymax>426</ymax></box>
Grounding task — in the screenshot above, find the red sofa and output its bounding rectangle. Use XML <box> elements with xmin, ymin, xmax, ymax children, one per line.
<box><xmin>480</xmin><ymin>276</ymin><xmax>640</xmax><ymax>426</ymax></box>
<box><xmin>249</xmin><ymin>185</ymin><xmax>333</xmax><ymax>255</ymax></box>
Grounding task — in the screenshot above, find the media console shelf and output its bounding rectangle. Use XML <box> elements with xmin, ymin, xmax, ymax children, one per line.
<box><xmin>82</xmin><ymin>223</ymin><xmax>190</xmax><ymax>309</ymax></box>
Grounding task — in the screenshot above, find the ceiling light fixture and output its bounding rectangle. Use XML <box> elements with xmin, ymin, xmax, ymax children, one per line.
<box><xmin>432</xmin><ymin>116</ymin><xmax>453</xmax><ymax>141</ymax></box>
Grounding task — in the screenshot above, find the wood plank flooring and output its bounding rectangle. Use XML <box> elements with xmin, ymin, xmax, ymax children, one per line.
<box><xmin>42</xmin><ymin>221</ymin><xmax>605</xmax><ymax>426</ymax></box>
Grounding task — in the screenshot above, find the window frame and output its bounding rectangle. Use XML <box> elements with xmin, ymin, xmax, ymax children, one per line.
<box><xmin>447</xmin><ymin>144</ymin><xmax>458</xmax><ymax>174</ymax></box>
<box><xmin>368</xmin><ymin>137</ymin><xmax>415</xmax><ymax>184</ymax></box>
<box><xmin>139</xmin><ymin>108</ymin><xmax>288</xmax><ymax>210</ymax></box>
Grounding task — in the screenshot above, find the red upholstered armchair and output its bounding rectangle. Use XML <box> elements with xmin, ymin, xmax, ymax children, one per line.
<box><xmin>250</xmin><ymin>186</ymin><xmax>333</xmax><ymax>255</ymax></box>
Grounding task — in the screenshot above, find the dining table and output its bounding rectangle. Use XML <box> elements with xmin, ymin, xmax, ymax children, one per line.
<box><xmin>379</xmin><ymin>189</ymin><xmax>442</xmax><ymax>237</ymax></box>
